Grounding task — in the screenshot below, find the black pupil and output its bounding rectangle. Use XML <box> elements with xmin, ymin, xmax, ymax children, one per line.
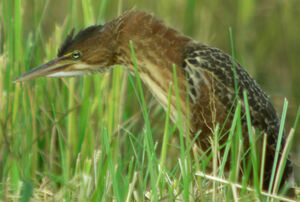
<box><xmin>73</xmin><ymin>51</ymin><xmax>80</xmax><ymax>58</ymax></box>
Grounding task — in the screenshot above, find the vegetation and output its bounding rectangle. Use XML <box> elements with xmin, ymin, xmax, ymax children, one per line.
<box><xmin>0</xmin><ymin>0</ymin><xmax>299</xmax><ymax>201</ymax></box>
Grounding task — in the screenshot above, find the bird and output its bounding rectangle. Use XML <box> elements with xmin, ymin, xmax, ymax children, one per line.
<box><xmin>14</xmin><ymin>10</ymin><xmax>294</xmax><ymax>195</ymax></box>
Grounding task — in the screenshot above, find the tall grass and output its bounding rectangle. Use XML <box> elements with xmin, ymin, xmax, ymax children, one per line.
<box><xmin>0</xmin><ymin>0</ymin><xmax>299</xmax><ymax>201</ymax></box>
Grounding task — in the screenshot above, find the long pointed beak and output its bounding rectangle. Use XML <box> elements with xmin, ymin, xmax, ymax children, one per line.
<box><xmin>13</xmin><ymin>57</ymin><xmax>74</xmax><ymax>83</ymax></box>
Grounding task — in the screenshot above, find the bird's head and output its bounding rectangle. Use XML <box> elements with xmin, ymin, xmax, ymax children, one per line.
<box><xmin>13</xmin><ymin>24</ymin><xmax>117</xmax><ymax>82</ymax></box>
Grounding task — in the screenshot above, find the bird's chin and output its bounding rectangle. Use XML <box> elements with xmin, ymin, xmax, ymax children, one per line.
<box><xmin>46</xmin><ymin>65</ymin><xmax>114</xmax><ymax>77</ymax></box>
<box><xmin>46</xmin><ymin>71</ymin><xmax>91</xmax><ymax>78</ymax></box>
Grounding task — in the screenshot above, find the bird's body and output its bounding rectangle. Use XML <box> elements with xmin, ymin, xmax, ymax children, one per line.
<box><xmin>14</xmin><ymin>10</ymin><xmax>294</xmax><ymax>194</ymax></box>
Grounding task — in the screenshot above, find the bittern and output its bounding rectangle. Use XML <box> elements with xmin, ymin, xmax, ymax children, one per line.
<box><xmin>14</xmin><ymin>10</ymin><xmax>294</xmax><ymax>194</ymax></box>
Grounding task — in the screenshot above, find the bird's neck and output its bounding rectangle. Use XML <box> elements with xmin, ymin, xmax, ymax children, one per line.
<box><xmin>112</xmin><ymin>11</ymin><xmax>193</xmax><ymax>127</ymax></box>
<box><xmin>114</xmin><ymin>11</ymin><xmax>192</xmax><ymax>69</ymax></box>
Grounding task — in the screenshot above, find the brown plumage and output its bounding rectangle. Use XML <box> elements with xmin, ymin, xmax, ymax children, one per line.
<box><xmin>14</xmin><ymin>10</ymin><xmax>295</xmax><ymax>194</ymax></box>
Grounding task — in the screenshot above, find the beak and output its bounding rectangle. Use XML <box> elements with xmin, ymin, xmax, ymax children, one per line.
<box><xmin>13</xmin><ymin>57</ymin><xmax>77</xmax><ymax>83</ymax></box>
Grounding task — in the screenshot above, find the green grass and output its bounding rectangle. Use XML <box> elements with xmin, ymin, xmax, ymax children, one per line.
<box><xmin>1</xmin><ymin>0</ymin><xmax>300</xmax><ymax>201</ymax></box>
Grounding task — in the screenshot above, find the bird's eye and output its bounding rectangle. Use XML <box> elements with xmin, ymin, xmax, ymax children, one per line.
<box><xmin>72</xmin><ymin>50</ymin><xmax>82</xmax><ymax>59</ymax></box>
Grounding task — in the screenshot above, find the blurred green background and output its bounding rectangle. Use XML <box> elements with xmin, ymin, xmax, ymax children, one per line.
<box><xmin>1</xmin><ymin>0</ymin><xmax>300</xmax><ymax>200</ymax></box>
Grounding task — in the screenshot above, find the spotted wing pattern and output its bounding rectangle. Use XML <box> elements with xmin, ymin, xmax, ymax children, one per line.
<box><xmin>182</xmin><ymin>42</ymin><xmax>294</xmax><ymax>189</ymax></box>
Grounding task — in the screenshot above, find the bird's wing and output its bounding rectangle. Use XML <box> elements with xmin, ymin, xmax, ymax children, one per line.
<box><xmin>182</xmin><ymin>42</ymin><xmax>281</xmax><ymax>146</ymax></box>
<box><xmin>182</xmin><ymin>42</ymin><xmax>294</xmax><ymax>189</ymax></box>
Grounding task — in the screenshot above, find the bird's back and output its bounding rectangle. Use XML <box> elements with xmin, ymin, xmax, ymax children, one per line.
<box><xmin>182</xmin><ymin>41</ymin><xmax>294</xmax><ymax>190</ymax></box>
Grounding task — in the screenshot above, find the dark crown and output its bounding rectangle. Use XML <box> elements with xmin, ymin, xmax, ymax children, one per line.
<box><xmin>57</xmin><ymin>25</ymin><xmax>102</xmax><ymax>57</ymax></box>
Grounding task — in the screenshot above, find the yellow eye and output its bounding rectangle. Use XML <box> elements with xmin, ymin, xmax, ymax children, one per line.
<box><xmin>72</xmin><ymin>50</ymin><xmax>82</xmax><ymax>59</ymax></box>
